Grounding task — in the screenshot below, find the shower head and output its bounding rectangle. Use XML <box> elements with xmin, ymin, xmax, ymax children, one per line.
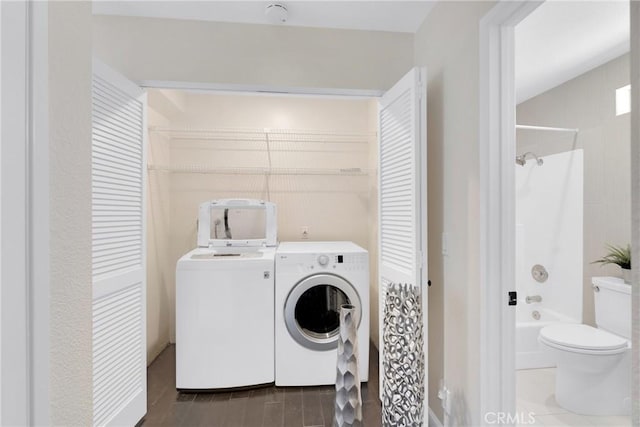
<box><xmin>516</xmin><ymin>152</ymin><xmax>544</xmax><ymax>167</ymax></box>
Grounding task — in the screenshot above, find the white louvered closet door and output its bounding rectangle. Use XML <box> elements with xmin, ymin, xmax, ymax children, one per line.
<box><xmin>92</xmin><ymin>59</ymin><xmax>147</xmax><ymax>427</ymax></box>
<box><xmin>378</xmin><ymin>67</ymin><xmax>427</xmax><ymax>401</ymax></box>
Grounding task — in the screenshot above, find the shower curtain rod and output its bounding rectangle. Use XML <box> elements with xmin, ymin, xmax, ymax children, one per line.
<box><xmin>516</xmin><ymin>124</ymin><xmax>579</xmax><ymax>133</ymax></box>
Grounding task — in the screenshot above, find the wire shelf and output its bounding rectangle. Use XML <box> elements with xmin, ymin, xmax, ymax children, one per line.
<box><xmin>148</xmin><ymin>126</ymin><xmax>374</xmax><ymax>179</ymax></box>
<box><xmin>149</xmin><ymin>126</ymin><xmax>376</xmax><ymax>144</ymax></box>
<box><xmin>147</xmin><ymin>165</ymin><xmax>370</xmax><ymax>176</ymax></box>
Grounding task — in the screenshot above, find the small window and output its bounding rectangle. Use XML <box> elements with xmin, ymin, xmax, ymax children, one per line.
<box><xmin>616</xmin><ymin>84</ymin><xmax>631</xmax><ymax>116</ymax></box>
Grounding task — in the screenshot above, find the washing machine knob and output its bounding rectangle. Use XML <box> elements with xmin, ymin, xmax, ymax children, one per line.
<box><xmin>317</xmin><ymin>255</ymin><xmax>330</xmax><ymax>266</ymax></box>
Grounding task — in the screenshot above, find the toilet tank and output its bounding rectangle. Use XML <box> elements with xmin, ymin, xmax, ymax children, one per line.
<box><xmin>593</xmin><ymin>276</ymin><xmax>632</xmax><ymax>339</ymax></box>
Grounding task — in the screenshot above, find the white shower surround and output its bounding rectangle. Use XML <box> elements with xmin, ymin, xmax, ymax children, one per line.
<box><xmin>515</xmin><ymin>149</ymin><xmax>584</xmax><ymax>370</ymax></box>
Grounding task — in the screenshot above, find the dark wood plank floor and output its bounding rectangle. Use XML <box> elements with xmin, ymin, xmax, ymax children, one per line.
<box><xmin>142</xmin><ymin>343</ymin><xmax>382</xmax><ymax>426</ymax></box>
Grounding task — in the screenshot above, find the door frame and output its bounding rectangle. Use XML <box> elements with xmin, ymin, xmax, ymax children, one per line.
<box><xmin>137</xmin><ymin>79</ymin><xmax>384</xmax><ymax>98</ymax></box>
<box><xmin>479</xmin><ymin>1</ymin><xmax>640</xmax><ymax>425</ymax></box>
<box><xmin>1</xmin><ymin>1</ymin><xmax>49</xmax><ymax>424</ymax></box>
<box><xmin>478</xmin><ymin>1</ymin><xmax>543</xmax><ymax>422</ymax></box>
<box><xmin>629</xmin><ymin>3</ymin><xmax>640</xmax><ymax>424</ymax></box>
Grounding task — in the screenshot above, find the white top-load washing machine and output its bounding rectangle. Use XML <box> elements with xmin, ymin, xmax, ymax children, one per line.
<box><xmin>176</xmin><ymin>199</ymin><xmax>277</xmax><ymax>390</ymax></box>
<box><xmin>275</xmin><ymin>241</ymin><xmax>369</xmax><ymax>386</ymax></box>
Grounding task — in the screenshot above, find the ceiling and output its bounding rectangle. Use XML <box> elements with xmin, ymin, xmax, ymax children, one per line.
<box><xmin>92</xmin><ymin>1</ymin><xmax>435</xmax><ymax>34</ymax></box>
<box><xmin>515</xmin><ymin>0</ymin><xmax>629</xmax><ymax>104</ymax></box>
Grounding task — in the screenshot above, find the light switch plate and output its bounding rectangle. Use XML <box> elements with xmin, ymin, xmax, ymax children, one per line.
<box><xmin>441</xmin><ymin>232</ymin><xmax>449</xmax><ymax>256</ymax></box>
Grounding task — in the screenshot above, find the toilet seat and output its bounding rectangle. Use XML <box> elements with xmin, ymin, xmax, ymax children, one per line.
<box><xmin>539</xmin><ymin>324</ymin><xmax>628</xmax><ymax>355</ymax></box>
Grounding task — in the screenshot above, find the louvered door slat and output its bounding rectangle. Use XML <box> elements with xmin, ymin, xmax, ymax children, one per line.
<box><xmin>92</xmin><ymin>122</ymin><xmax>142</xmax><ymax>148</ymax></box>
<box><xmin>93</xmin><ymin>77</ymin><xmax>144</xmax><ymax>114</ymax></box>
<box><xmin>93</xmin><ymin>148</ymin><xmax>143</xmax><ymax>170</ymax></box>
<box><xmin>93</xmin><ymin>226</ymin><xmax>140</xmax><ymax>236</ymax></box>
<box><xmin>93</xmin><ymin>130</ymin><xmax>143</xmax><ymax>154</ymax></box>
<box><xmin>93</xmin><ymin>142</ymin><xmax>142</xmax><ymax>163</ymax></box>
<box><xmin>93</xmin><ymin>166</ymin><xmax>141</xmax><ymax>182</ymax></box>
<box><xmin>93</xmin><ymin>230</ymin><xmax>141</xmax><ymax>240</ymax></box>
<box><xmin>93</xmin><ymin>197</ymin><xmax>143</xmax><ymax>207</ymax></box>
<box><xmin>93</xmin><ymin>99</ymin><xmax>143</xmax><ymax>133</ymax></box>
<box><xmin>92</xmin><ymin>59</ymin><xmax>146</xmax><ymax>427</ymax></box>
<box><xmin>92</xmin><ymin>161</ymin><xmax>142</xmax><ymax>180</ymax></box>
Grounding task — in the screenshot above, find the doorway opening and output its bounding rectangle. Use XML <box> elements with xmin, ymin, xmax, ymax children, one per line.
<box><xmin>91</xmin><ymin>60</ymin><xmax>428</xmax><ymax>425</ymax></box>
<box><xmin>514</xmin><ymin>3</ymin><xmax>631</xmax><ymax>425</ymax></box>
<box><xmin>143</xmin><ymin>88</ymin><xmax>380</xmax><ymax>362</ymax></box>
<box><xmin>480</xmin><ymin>1</ymin><xmax>636</xmax><ymax>425</ymax></box>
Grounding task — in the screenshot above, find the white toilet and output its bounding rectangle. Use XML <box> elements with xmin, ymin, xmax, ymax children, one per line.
<box><xmin>538</xmin><ymin>276</ymin><xmax>631</xmax><ymax>416</ymax></box>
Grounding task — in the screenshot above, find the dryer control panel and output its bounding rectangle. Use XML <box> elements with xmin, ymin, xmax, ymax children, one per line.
<box><xmin>276</xmin><ymin>242</ymin><xmax>369</xmax><ymax>275</ymax></box>
<box><xmin>310</xmin><ymin>252</ymin><xmax>368</xmax><ymax>272</ymax></box>
<box><xmin>278</xmin><ymin>252</ymin><xmax>368</xmax><ymax>273</ymax></box>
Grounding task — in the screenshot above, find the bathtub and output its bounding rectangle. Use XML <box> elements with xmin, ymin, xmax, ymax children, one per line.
<box><xmin>516</xmin><ymin>308</ymin><xmax>578</xmax><ymax>370</ymax></box>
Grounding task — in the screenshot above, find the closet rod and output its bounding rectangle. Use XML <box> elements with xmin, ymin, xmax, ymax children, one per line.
<box><xmin>516</xmin><ymin>124</ymin><xmax>579</xmax><ymax>133</ymax></box>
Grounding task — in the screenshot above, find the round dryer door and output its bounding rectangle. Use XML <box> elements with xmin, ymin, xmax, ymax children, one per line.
<box><xmin>284</xmin><ymin>273</ymin><xmax>361</xmax><ymax>351</ymax></box>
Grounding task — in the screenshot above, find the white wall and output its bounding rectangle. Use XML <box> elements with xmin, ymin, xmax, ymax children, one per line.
<box><xmin>367</xmin><ymin>100</ymin><xmax>380</xmax><ymax>349</ymax></box>
<box><xmin>49</xmin><ymin>1</ymin><xmax>93</xmax><ymax>424</ymax></box>
<box><xmin>146</xmin><ymin>105</ymin><xmax>173</xmax><ymax>363</ymax></box>
<box><xmin>414</xmin><ymin>1</ymin><xmax>495</xmax><ymax>424</ymax></box>
<box><xmin>515</xmin><ymin>150</ymin><xmax>584</xmax><ymax>323</ymax></box>
<box><xmin>92</xmin><ymin>15</ymin><xmax>414</xmax><ymax>91</ymax></box>
<box><xmin>146</xmin><ymin>91</ymin><xmax>379</xmax><ymax>351</ymax></box>
<box><xmin>517</xmin><ymin>54</ymin><xmax>631</xmax><ymax>327</ymax></box>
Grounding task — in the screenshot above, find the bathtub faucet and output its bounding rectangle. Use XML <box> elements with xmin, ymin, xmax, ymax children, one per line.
<box><xmin>525</xmin><ymin>295</ymin><xmax>542</xmax><ymax>304</ymax></box>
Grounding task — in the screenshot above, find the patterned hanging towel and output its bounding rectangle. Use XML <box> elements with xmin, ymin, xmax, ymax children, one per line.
<box><xmin>334</xmin><ymin>304</ymin><xmax>363</xmax><ymax>427</ymax></box>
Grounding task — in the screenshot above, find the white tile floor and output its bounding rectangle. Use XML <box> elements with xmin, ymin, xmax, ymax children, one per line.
<box><xmin>516</xmin><ymin>368</ymin><xmax>631</xmax><ymax>427</ymax></box>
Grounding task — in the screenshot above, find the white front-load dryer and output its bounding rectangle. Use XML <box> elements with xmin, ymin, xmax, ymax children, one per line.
<box><xmin>275</xmin><ymin>241</ymin><xmax>369</xmax><ymax>386</ymax></box>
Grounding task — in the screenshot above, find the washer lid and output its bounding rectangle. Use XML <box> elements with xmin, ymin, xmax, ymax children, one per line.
<box><xmin>197</xmin><ymin>199</ymin><xmax>277</xmax><ymax>248</ymax></box>
<box><xmin>540</xmin><ymin>324</ymin><xmax>628</xmax><ymax>351</ymax></box>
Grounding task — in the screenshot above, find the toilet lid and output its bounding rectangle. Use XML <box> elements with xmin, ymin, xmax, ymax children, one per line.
<box><xmin>540</xmin><ymin>324</ymin><xmax>628</xmax><ymax>351</ymax></box>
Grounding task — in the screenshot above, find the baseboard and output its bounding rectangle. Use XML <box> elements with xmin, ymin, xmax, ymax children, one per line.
<box><xmin>428</xmin><ymin>407</ymin><xmax>444</xmax><ymax>427</ymax></box>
